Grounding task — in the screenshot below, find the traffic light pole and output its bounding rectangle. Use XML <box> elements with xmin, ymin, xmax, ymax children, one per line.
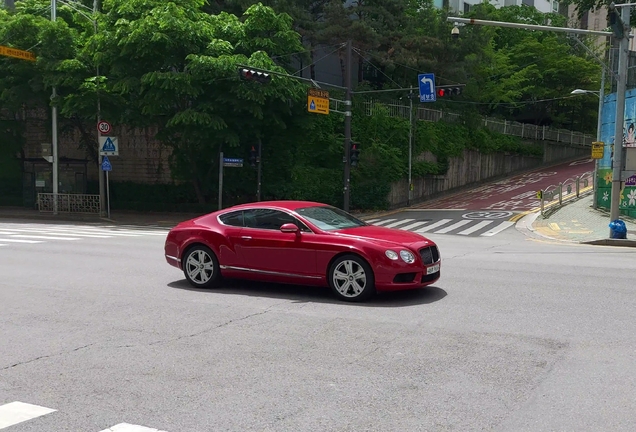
<box><xmin>343</xmin><ymin>40</ymin><xmax>353</xmax><ymax>212</ymax></box>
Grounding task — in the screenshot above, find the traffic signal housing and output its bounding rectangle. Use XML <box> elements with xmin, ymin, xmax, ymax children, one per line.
<box><xmin>249</xmin><ymin>146</ymin><xmax>258</xmax><ymax>168</ymax></box>
<box><xmin>436</xmin><ymin>86</ymin><xmax>463</xmax><ymax>97</ymax></box>
<box><xmin>238</xmin><ymin>68</ymin><xmax>272</xmax><ymax>84</ymax></box>
<box><xmin>350</xmin><ymin>142</ymin><xmax>361</xmax><ymax>167</ymax></box>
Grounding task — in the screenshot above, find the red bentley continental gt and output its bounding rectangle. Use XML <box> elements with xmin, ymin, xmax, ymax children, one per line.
<box><xmin>164</xmin><ymin>201</ymin><xmax>441</xmax><ymax>302</ymax></box>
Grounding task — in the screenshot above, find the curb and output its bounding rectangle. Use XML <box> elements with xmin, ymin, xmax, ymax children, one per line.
<box><xmin>582</xmin><ymin>239</ymin><xmax>636</xmax><ymax>248</ymax></box>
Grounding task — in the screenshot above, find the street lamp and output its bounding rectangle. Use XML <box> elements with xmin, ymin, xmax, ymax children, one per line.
<box><xmin>570</xmin><ymin>68</ymin><xmax>606</xmax><ymax>210</ymax></box>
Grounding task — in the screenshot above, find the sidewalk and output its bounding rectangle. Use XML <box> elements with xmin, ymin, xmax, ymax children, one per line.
<box><xmin>516</xmin><ymin>193</ymin><xmax>636</xmax><ymax>247</ymax></box>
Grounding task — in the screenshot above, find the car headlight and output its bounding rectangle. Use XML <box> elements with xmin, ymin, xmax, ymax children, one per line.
<box><xmin>400</xmin><ymin>250</ymin><xmax>415</xmax><ymax>264</ymax></box>
<box><xmin>385</xmin><ymin>250</ymin><xmax>398</xmax><ymax>260</ymax></box>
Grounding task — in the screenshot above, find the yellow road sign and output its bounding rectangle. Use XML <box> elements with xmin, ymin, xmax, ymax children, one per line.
<box><xmin>307</xmin><ymin>88</ymin><xmax>329</xmax><ymax>115</ymax></box>
<box><xmin>0</xmin><ymin>45</ymin><xmax>36</xmax><ymax>62</ymax></box>
<box><xmin>591</xmin><ymin>141</ymin><xmax>604</xmax><ymax>159</ymax></box>
<box><xmin>307</xmin><ymin>96</ymin><xmax>329</xmax><ymax>115</ymax></box>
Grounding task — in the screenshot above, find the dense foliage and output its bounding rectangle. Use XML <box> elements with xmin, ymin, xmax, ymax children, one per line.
<box><xmin>0</xmin><ymin>0</ymin><xmax>601</xmax><ymax>210</ymax></box>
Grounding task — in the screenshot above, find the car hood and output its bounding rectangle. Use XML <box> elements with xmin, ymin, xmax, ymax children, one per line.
<box><xmin>332</xmin><ymin>225</ymin><xmax>432</xmax><ymax>247</ymax></box>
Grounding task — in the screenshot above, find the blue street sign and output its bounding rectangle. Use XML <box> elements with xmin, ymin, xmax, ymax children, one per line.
<box><xmin>101</xmin><ymin>156</ymin><xmax>112</xmax><ymax>171</ymax></box>
<box><xmin>223</xmin><ymin>157</ymin><xmax>244</xmax><ymax>168</ymax></box>
<box><xmin>102</xmin><ymin>137</ymin><xmax>116</xmax><ymax>152</ymax></box>
<box><xmin>418</xmin><ymin>73</ymin><xmax>436</xmax><ymax>103</ymax></box>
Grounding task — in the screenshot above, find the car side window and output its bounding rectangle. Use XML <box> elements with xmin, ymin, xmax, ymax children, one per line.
<box><xmin>219</xmin><ymin>210</ymin><xmax>244</xmax><ymax>227</ymax></box>
<box><xmin>243</xmin><ymin>209</ymin><xmax>311</xmax><ymax>232</ymax></box>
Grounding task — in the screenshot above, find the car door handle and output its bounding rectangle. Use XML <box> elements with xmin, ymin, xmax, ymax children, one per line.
<box><xmin>241</xmin><ymin>236</ymin><xmax>252</xmax><ymax>240</ymax></box>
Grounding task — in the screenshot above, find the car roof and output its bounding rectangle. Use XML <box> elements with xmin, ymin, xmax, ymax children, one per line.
<box><xmin>222</xmin><ymin>200</ymin><xmax>330</xmax><ymax>212</ymax></box>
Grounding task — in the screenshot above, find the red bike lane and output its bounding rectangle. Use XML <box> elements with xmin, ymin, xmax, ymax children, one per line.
<box><xmin>412</xmin><ymin>158</ymin><xmax>595</xmax><ymax>211</ymax></box>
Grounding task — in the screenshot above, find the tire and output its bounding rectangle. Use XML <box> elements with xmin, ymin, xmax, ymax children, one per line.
<box><xmin>328</xmin><ymin>254</ymin><xmax>376</xmax><ymax>302</ymax></box>
<box><xmin>182</xmin><ymin>245</ymin><xmax>221</xmax><ymax>289</ymax></box>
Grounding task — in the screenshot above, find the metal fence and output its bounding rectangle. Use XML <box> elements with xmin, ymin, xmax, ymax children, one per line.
<box><xmin>539</xmin><ymin>170</ymin><xmax>594</xmax><ymax>216</ymax></box>
<box><xmin>37</xmin><ymin>193</ymin><xmax>101</xmax><ymax>214</ymax></box>
<box><xmin>329</xmin><ymin>99</ymin><xmax>595</xmax><ymax>147</ymax></box>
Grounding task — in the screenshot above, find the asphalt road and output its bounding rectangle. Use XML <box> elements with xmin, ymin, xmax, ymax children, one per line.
<box><xmin>1</xmin><ymin>220</ymin><xmax>636</xmax><ymax>431</ymax></box>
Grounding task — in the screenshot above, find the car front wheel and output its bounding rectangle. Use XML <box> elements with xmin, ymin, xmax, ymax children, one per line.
<box><xmin>328</xmin><ymin>254</ymin><xmax>376</xmax><ymax>302</ymax></box>
<box><xmin>182</xmin><ymin>245</ymin><xmax>220</xmax><ymax>289</ymax></box>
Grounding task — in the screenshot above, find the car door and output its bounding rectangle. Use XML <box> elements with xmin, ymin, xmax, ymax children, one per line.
<box><xmin>215</xmin><ymin>210</ymin><xmax>246</xmax><ymax>268</ymax></box>
<box><xmin>237</xmin><ymin>208</ymin><xmax>317</xmax><ymax>277</ymax></box>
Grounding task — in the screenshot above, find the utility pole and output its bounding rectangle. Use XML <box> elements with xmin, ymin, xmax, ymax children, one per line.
<box><xmin>610</xmin><ymin>3</ymin><xmax>631</xmax><ymax>229</ymax></box>
<box><xmin>408</xmin><ymin>92</ymin><xmax>414</xmax><ymax>205</ymax></box>
<box><xmin>257</xmin><ymin>137</ymin><xmax>262</xmax><ymax>201</ymax></box>
<box><xmin>343</xmin><ymin>40</ymin><xmax>353</xmax><ymax>212</ymax></box>
<box><xmin>51</xmin><ymin>0</ymin><xmax>59</xmax><ymax>215</ymax></box>
<box><xmin>593</xmin><ymin>67</ymin><xmax>606</xmax><ymax>210</ymax></box>
<box><xmin>94</xmin><ymin>0</ymin><xmax>105</xmax><ymax>217</ymax></box>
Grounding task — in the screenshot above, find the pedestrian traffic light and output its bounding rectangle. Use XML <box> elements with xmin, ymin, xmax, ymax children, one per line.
<box><xmin>350</xmin><ymin>142</ymin><xmax>360</xmax><ymax>167</ymax></box>
<box><xmin>238</xmin><ymin>68</ymin><xmax>272</xmax><ymax>84</ymax></box>
<box><xmin>249</xmin><ymin>146</ymin><xmax>257</xmax><ymax>168</ymax></box>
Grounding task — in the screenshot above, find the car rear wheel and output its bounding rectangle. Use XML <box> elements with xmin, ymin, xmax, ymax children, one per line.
<box><xmin>328</xmin><ymin>254</ymin><xmax>375</xmax><ymax>302</ymax></box>
<box><xmin>183</xmin><ymin>245</ymin><xmax>220</xmax><ymax>289</ymax></box>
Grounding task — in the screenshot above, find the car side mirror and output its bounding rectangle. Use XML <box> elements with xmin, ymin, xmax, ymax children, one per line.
<box><xmin>280</xmin><ymin>223</ymin><xmax>299</xmax><ymax>234</ymax></box>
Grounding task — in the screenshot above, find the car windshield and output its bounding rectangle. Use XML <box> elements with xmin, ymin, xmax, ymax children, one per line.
<box><xmin>295</xmin><ymin>205</ymin><xmax>368</xmax><ymax>231</ymax></box>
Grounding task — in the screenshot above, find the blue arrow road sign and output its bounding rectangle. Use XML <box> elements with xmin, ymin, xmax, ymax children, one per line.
<box><xmin>418</xmin><ymin>73</ymin><xmax>436</xmax><ymax>103</ymax></box>
<box><xmin>101</xmin><ymin>156</ymin><xmax>112</xmax><ymax>171</ymax></box>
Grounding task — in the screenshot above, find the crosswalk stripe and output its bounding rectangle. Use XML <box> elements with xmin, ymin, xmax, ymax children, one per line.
<box><xmin>398</xmin><ymin>221</ymin><xmax>429</xmax><ymax>231</ymax></box>
<box><xmin>383</xmin><ymin>218</ymin><xmax>415</xmax><ymax>228</ymax></box>
<box><xmin>415</xmin><ymin>219</ymin><xmax>453</xmax><ymax>233</ymax></box>
<box><xmin>434</xmin><ymin>220</ymin><xmax>472</xmax><ymax>234</ymax></box>
<box><xmin>0</xmin><ymin>238</ymin><xmax>44</xmax><ymax>244</ymax></box>
<box><xmin>10</xmin><ymin>235</ymin><xmax>80</xmax><ymax>241</ymax></box>
<box><xmin>364</xmin><ymin>218</ymin><xmax>380</xmax><ymax>224</ymax></box>
<box><xmin>0</xmin><ymin>401</ymin><xmax>56</xmax><ymax>429</ymax></box>
<box><xmin>0</xmin><ymin>229</ymin><xmax>112</xmax><ymax>238</ymax></box>
<box><xmin>480</xmin><ymin>221</ymin><xmax>515</xmax><ymax>236</ymax></box>
<box><xmin>371</xmin><ymin>219</ymin><xmax>397</xmax><ymax>226</ymax></box>
<box><xmin>99</xmin><ymin>423</ymin><xmax>168</xmax><ymax>432</ymax></box>
<box><xmin>458</xmin><ymin>220</ymin><xmax>493</xmax><ymax>235</ymax></box>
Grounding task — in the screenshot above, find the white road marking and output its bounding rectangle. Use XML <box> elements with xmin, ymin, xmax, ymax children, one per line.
<box><xmin>398</xmin><ymin>221</ymin><xmax>429</xmax><ymax>231</ymax></box>
<box><xmin>99</xmin><ymin>423</ymin><xmax>168</xmax><ymax>432</ymax></box>
<box><xmin>481</xmin><ymin>221</ymin><xmax>515</xmax><ymax>236</ymax></box>
<box><xmin>0</xmin><ymin>238</ymin><xmax>44</xmax><ymax>244</ymax></box>
<box><xmin>383</xmin><ymin>219</ymin><xmax>415</xmax><ymax>228</ymax></box>
<box><xmin>0</xmin><ymin>229</ymin><xmax>112</xmax><ymax>238</ymax></box>
<box><xmin>434</xmin><ymin>220</ymin><xmax>472</xmax><ymax>234</ymax></box>
<box><xmin>10</xmin><ymin>235</ymin><xmax>80</xmax><ymax>241</ymax></box>
<box><xmin>371</xmin><ymin>219</ymin><xmax>397</xmax><ymax>226</ymax></box>
<box><xmin>364</xmin><ymin>218</ymin><xmax>380</xmax><ymax>223</ymax></box>
<box><xmin>458</xmin><ymin>220</ymin><xmax>493</xmax><ymax>235</ymax></box>
<box><xmin>415</xmin><ymin>219</ymin><xmax>453</xmax><ymax>233</ymax></box>
<box><xmin>0</xmin><ymin>401</ymin><xmax>56</xmax><ymax>429</ymax></box>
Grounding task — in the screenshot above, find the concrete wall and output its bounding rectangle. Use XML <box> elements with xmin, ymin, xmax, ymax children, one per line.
<box><xmin>388</xmin><ymin>141</ymin><xmax>591</xmax><ymax>209</ymax></box>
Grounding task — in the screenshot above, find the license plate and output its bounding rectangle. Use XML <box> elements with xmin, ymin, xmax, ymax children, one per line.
<box><xmin>426</xmin><ymin>263</ymin><xmax>440</xmax><ymax>275</ymax></box>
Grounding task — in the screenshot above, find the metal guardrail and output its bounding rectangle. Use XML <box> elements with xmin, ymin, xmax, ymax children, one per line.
<box><xmin>37</xmin><ymin>193</ymin><xmax>101</xmax><ymax>214</ymax></box>
<box><xmin>538</xmin><ymin>170</ymin><xmax>594</xmax><ymax>216</ymax></box>
<box><xmin>335</xmin><ymin>99</ymin><xmax>594</xmax><ymax>146</ymax></box>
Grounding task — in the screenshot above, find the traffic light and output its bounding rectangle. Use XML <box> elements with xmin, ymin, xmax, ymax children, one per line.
<box><xmin>608</xmin><ymin>6</ymin><xmax>625</xmax><ymax>39</ymax></box>
<box><xmin>249</xmin><ymin>146</ymin><xmax>257</xmax><ymax>168</ymax></box>
<box><xmin>238</xmin><ymin>68</ymin><xmax>272</xmax><ymax>84</ymax></box>
<box><xmin>350</xmin><ymin>142</ymin><xmax>360</xmax><ymax>167</ymax></box>
<box><xmin>436</xmin><ymin>86</ymin><xmax>463</xmax><ymax>97</ymax></box>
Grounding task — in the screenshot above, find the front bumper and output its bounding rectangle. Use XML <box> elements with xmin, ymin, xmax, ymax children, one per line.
<box><xmin>374</xmin><ymin>244</ymin><xmax>441</xmax><ymax>291</ymax></box>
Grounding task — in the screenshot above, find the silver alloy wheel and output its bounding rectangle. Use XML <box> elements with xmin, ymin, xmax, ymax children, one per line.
<box><xmin>185</xmin><ymin>250</ymin><xmax>215</xmax><ymax>285</ymax></box>
<box><xmin>332</xmin><ymin>259</ymin><xmax>367</xmax><ymax>298</ymax></box>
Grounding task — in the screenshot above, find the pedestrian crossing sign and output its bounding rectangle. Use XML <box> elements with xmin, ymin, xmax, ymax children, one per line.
<box><xmin>99</xmin><ymin>136</ymin><xmax>119</xmax><ymax>156</ymax></box>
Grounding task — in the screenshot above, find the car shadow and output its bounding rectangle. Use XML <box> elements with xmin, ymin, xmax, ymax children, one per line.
<box><xmin>167</xmin><ymin>278</ymin><xmax>447</xmax><ymax>307</ymax></box>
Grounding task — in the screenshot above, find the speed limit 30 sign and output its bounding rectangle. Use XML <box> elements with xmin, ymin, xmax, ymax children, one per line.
<box><xmin>98</xmin><ymin>120</ymin><xmax>111</xmax><ymax>135</ymax></box>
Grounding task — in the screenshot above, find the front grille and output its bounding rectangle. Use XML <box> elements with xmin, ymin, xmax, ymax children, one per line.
<box><xmin>393</xmin><ymin>273</ymin><xmax>417</xmax><ymax>283</ymax></box>
<box><xmin>419</xmin><ymin>246</ymin><xmax>440</xmax><ymax>265</ymax></box>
